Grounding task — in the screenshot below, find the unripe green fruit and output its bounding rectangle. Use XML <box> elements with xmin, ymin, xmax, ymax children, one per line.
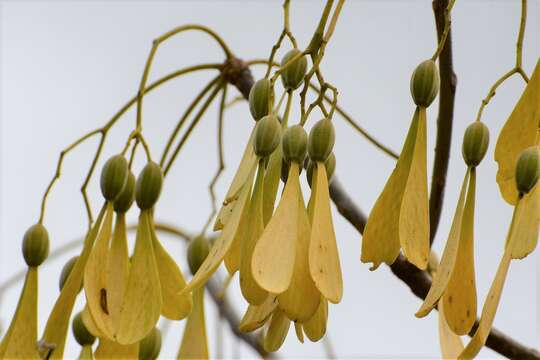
<box><xmin>100</xmin><ymin>155</ymin><xmax>129</xmax><ymax>201</ymax></box>
<box><xmin>135</xmin><ymin>162</ymin><xmax>163</xmax><ymax>210</ymax></box>
<box><xmin>410</xmin><ymin>60</ymin><xmax>440</xmax><ymax>107</ymax></box>
<box><xmin>59</xmin><ymin>256</ymin><xmax>79</xmax><ymax>291</ymax></box>
<box><xmin>307</xmin><ymin>152</ymin><xmax>336</xmax><ymax>187</ymax></box>
<box><xmin>249</xmin><ymin>78</ymin><xmax>274</xmax><ymax>121</ymax></box>
<box><xmin>253</xmin><ymin>114</ymin><xmax>281</xmax><ymax>158</ymax></box>
<box><xmin>308</xmin><ymin>119</ymin><xmax>335</xmax><ymax>162</ymax></box>
<box><xmin>281</xmin><ymin>49</ymin><xmax>307</xmax><ymax>90</ymax></box>
<box><xmin>22</xmin><ymin>224</ymin><xmax>49</xmax><ymax>267</ymax></box>
<box><xmin>139</xmin><ymin>327</ymin><xmax>162</xmax><ymax>360</ymax></box>
<box><xmin>114</xmin><ymin>172</ymin><xmax>136</xmax><ymax>213</ymax></box>
<box><xmin>187</xmin><ymin>236</ymin><xmax>210</xmax><ymax>275</ymax></box>
<box><xmin>462</xmin><ymin>122</ymin><xmax>490</xmax><ymax>167</ymax></box>
<box><xmin>515</xmin><ymin>146</ymin><xmax>540</xmax><ymax>194</ymax></box>
<box><xmin>72</xmin><ymin>312</ymin><xmax>95</xmax><ymax>346</ymax></box>
<box><xmin>282</xmin><ymin>125</ymin><xmax>308</xmax><ymax>164</ymax></box>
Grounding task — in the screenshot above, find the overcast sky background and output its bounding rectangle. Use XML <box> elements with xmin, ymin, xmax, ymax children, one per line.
<box><xmin>1</xmin><ymin>1</ymin><xmax>538</xmax><ymax>359</ymax></box>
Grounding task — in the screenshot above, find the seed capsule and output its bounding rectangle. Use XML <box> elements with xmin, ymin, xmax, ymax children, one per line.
<box><xmin>59</xmin><ymin>256</ymin><xmax>79</xmax><ymax>291</ymax></box>
<box><xmin>114</xmin><ymin>172</ymin><xmax>136</xmax><ymax>213</ymax></box>
<box><xmin>308</xmin><ymin>119</ymin><xmax>335</xmax><ymax>162</ymax></box>
<box><xmin>515</xmin><ymin>146</ymin><xmax>540</xmax><ymax>194</ymax></box>
<box><xmin>139</xmin><ymin>327</ymin><xmax>162</xmax><ymax>360</ymax></box>
<box><xmin>187</xmin><ymin>236</ymin><xmax>210</xmax><ymax>275</ymax></box>
<box><xmin>22</xmin><ymin>224</ymin><xmax>49</xmax><ymax>267</ymax></box>
<box><xmin>72</xmin><ymin>312</ymin><xmax>95</xmax><ymax>346</ymax></box>
<box><xmin>100</xmin><ymin>155</ymin><xmax>129</xmax><ymax>201</ymax></box>
<box><xmin>462</xmin><ymin>122</ymin><xmax>490</xmax><ymax>167</ymax></box>
<box><xmin>282</xmin><ymin>125</ymin><xmax>308</xmax><ymax>164</ymax></box>
<box><xmin>281</xmin><ymin>49</ymin><xmax>308</xmax><ymax>90</ymax></box>
<box><xmin>249</xmin><ymin>78</ymin><xmax>274</xmax><ymax>121</ymax></box>
<box><xmin>410</xmin><ymin>60</ymin><xmax>440</xmax><ymax>107</ymax></box>
<box><xmin>307</xmin><ymin>152</ymin><xmax>336</xmax><ymax>186</ymax></box>
<box><xmin>253</xmin><ymin>114</ymin><xmax>281</xmax><ymax>158</ymax></box>
<box><xmin>135</xmin><ymin>162</ymin><xmax>163</xmax><ymax>210</ymax></box>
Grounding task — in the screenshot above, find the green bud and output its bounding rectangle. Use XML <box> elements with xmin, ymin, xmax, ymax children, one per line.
<box><xmin>282</xmin><ymin>125</ymin><xmax>308</xmax><ymax>164</ymax></box>
<box><xmin>410</xmin><ymin>60</ymin><xmax>440</xmax><ymax>107</ymax></box>
<box><xmin>187</xmin><ymin>236</ymin><xmax>210</xmax><ymax>275</ymax></box>
<box><xmin>59</xmin><ymin>256</ymin><xmax>79</xmax><ymax>292</ymax></box>
<box><xmin>515</xmin><ymin>146</ymin><xmax>540</xmax><ymax>194</ymax></box>
<box><xmin>280</xmin><ymin>49</ymin><xmax>307</xmax><ymax>90</ymax></box>
<box><xmin>306</xmin><ymin>152</ymin><xmax>336</xmax><ymax>187</ymax></box>
<box><xmin>308</xmin><ymin>119</ymin><xmax>335</xmax><ymax>162</ymax></box>
<box><xmin>253</xmin><ymin>114</ymin><xmax>281</xmax><ymax>158</ymax></box>
<box><xmin>135</xmin><ymin>162</ymin><xmax>163</xmax><ymax>210</ymax></box>
<box><xmin>462</xmin><ymin>122</ymin><xmax>490</xmax><ymax>167</ymax></box>
<box><xmin>139</xmin><ymin>327</ymin><xmax>162</xmax><ymax>360</ymax></box>
<box><xmin>72</xmin><ymin>312</ymin><xmax>95</xmax><ymax>346</ymax></box>
<box><xmin>249</xmin><ymin>78</ymin><xmax>274</xmax><ymax>121</ymax></box>
<box><xmin>114</xmin><ymin>172</ymin><xmax>136</xmax><ymax>213</ymax></box>
<box><xmin>100</xmin><ymin>155</ymin><xmax>129</xmax><ymax>201</ymax></box>
<box><xmin>22</xmin><ymin>224</ymin><xmax>49</xmax><ymax>267</ymax></box>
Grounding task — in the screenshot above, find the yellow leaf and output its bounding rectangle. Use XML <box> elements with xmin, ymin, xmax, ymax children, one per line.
<box><xmin>240</xmin><ymin>162</ymin><xmax>268</xmax><ymax>304</ymax></box>
<box><xmin>438</xmin><ymin>301</ymin><xmax>464</xmax><ymax>359</ymax></box>
<box><xmin>252</xmin><ymin>163</ymin><xmax>300</xmax><ymax>295</ymax></box>
<box><xmin>78</xmin><ymin>345</ymin><xmax>94</xmax><ymax>360</ymax></box>
<box><xmin>399</xmin><ymin>107</ymin><xmax>429</xmax><ymax>269</ymax></box>
<box><xmin>262</xmin><ymin>143</ymin><xmax>283</xmax><ymax>224</ymax></box>
<box><xmin>458</xmin><ymin>252</ymin><xmax>512</xmax><ymax>360</ymax></box>
<box><xmin>443</xmin><ymin>169</ymin><xmax>477</xmax><ymax>335</ymax></box>
<box><xmin>495</xmin><ymin>59</ymin><xmax>540</xmax><ymax>204</ymax></box>
<box><xmin>506</xmin><ymin>181</ymin><xmax>540</xmax><ymax>259</ymax></box>
<box><xmin>183</xmin><ymin>163</ymin><xmax>256</xmax><ymax>295</ymax></box>
<box><xmin>178</xmin><ymin>288</ymin><xmax>208</xmax><ymax>360</ymax></box>
<box><xmin>81</xmin><ymin>305</ymin><xmax>104</xmax><ymax>338</ymax></box>
<box><xmin>151</xmin><ymin>225</ymin><xmax>192</xmax><ymax>320</ymax></box>
<box><xmin>94</xmin><ymin>338</ymin><xmax>139</xmax><ymax>359</ymax></box>
<box><xmin>303</xmin><ymin>298</ymin><xmax>328</xmax><ymax>342</ymax></box>
<box><xmin>309</xmin><ymin>163</ymin><xmax>343</xmax><ymax>303</ymax></box>
<box><xmin>263</xmin><ymin>309</ymin><xmax>290</xmax><ymax>353</ymax></box>
<box><xmin>39</xmin><ymin>204</ymin><xmax>107</xmax><ymax>359</ymax></box>
<box><xmin>0</xmin><ymin>267</ymin><xmax>40</xmax><ymax>359</ymax></box>
<box><xmin>416</xmin><ymin>171</ymin><xmax>470</xmax><ymax>318</ymax></box>
<box><xmin>239</xmin><ymin>295</ymin><xmax>277</xmax><ymax>332</ymax></box>
<box><xmin>294</xmin><ymin>322</ymin><xmax>305</xmax><ymax>343</ymax></box>
<box><xmin>116</xmin><ymin>211</ymin><xmax>162</xmax><ymax>345</ymax></box>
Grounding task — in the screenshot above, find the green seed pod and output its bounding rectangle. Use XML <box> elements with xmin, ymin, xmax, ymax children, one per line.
<box><xmin>282</xmin><ymin>125</ymin><xmax>308</xmax><ymax>164</ymax></box>
<box><xmin>59</xmin><ymin>256</ymin><xmax>79</xmax><ymax>291</ymax></box>
<box><xmin>410</xmin><ymin>60</ymin><xmax>440</xmax><ymax>107</ymax></box>
<box><xmin>280</xmin><ymin>49</ymin><xmax>308</xmax><ymax>90</ymax></box>
<box><xmin>139</xmin><ymin>327</ymin><xmax>162</xmax><ymax>360</ymax></box>
<box><xmin>100</xmin><ymin>155</ymin><xmax>129</xmax><ymax>202</ymax></box>
<box><xmin>187</xmin><ymin>236</ymin><xmax>210</xmax><ymax>275</ymax></box>
<box><xmin>308</xmin><ymin>119</ymin><xmax>335</xmax><ymax>162</ymax></box>
<box><xmin>135</xmin><ymin>162</ymin><xmax>163</xmax><ymax>210</ymax></box>
<box><xmin>114</xmin><ymin>172</ymin><xmax>136</xmax><ymax>213</ymax></box>
<box><xmin>249</xmin><ymin>78</ymin><xmax>274</xmax><ymax>121</ymax></box>
<box><xmin>22</xmin><ymin>224</ymin><xmax>49</xmax><ymax>267</ymax></box>
<box><xmin>253</xmin><ymin>114</ymin><xmax>281</xmax><ymax>158</ymax></box>
<box><xmin>72</xmin><ymin>312</ymin><xmax>96</xmax><ymax>346</ymax></box>
<box><xmin>515</xmin><ymin>146</ymin><xmax>540</xmax><ymax>194</ymax></box>
<box><xmin>306</xmin><ymin>152</ymin><xmax>336</xmax><ymax>187</ymax></box>
<box><xmin>462</xmin><ymin>122</ymin><xmax>490</xmax><ymax>167</ymax></box>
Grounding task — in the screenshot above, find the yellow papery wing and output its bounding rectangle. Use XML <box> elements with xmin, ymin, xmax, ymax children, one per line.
<box><xmin>240</xmin><ymin>163</ymin><xmax>268</xmax><ymax>305</ymax></box>
<box><xmin>94</xmin><ymin>338</ymin><xmax>138</xmax><ymax>359</ymax></box>
<box><xmin>152</xmin><ymin>227</ymin><xmax>192</xmax><ymax>320</ymax></box>
<box><xmin>239</xmin><ymin>295</ymin><xmax>277</xmax><ymax>332</ymax></box>
<box><xmin>252</xmin><ymin>163</ymin><xmax>300</xmax><ymax>295</ymax></box>
<box><xmin>294</xmin><ymin>322</ymin><xmax>305</xmax><ymax>343</ymax></box>
<box><xmin>416</xmin><ymin>171</ymin><xmax>470</xmax><ymax>318</ymax></box>
<box><xmin>0</xmin><ymin>267</ymin><xmax>39</xmax><ymax>359</ymax></box>
<box><xmin>78</xmin><ymin>345</ymin><xmax>94</xmax><ymax>360</ymax></box>
<box><xmin>81</xmin><ymin>305</ymin><xmax>104</xmax><ymax>338</ymax></box>
<box><xmin>84</xmin><ymin>203</ymin><xmax>115</xmax><ymax>338</ymax></box>
<box><xmin>399</xmin><ymin>107</ymin><xmax>429</xmax><ymax>270</ymax></box>
<box><xmin>39</xmin><ymin>204</ymin><xmax>107</xmax><ymax>359</ymax></box>
<box><xmin>183</xmin><ymin>163</ymin><xmax>256</xmax><ymax>295</ymax></box>
<box><xmin>303</xmin><ymin>298</ymin><xmax>328</xmax><ymax>342</ymax></box>
<box><xmin>263</xmin><ymin>309</ymin><xmax>290</xmax><ymax>353</ymax></box>
<box><xmin>262</xmin><ymin>144</ymin><xmax>283</xmax><ymax>224</ymax></box>
<box><xmin>178</xmin><ymin>288</ymin><xmax>208</xmax><ymax>360</ymax></box>
<box><xmin>506</xmin><ymin>182</ymin><xmax>540</xmax><ymax>259</ymax></box>
<box><xmin>438</xmin><ymin>301</ymin><xmax>464</xmax><ymax>359</ymax></box>
<box><xmin>116</xmin><ymin>211</ymin><xmax>162</xmax><ymax>345</ymax></box>
<box><xmin>495</xmin><ymin>59</ymin><xmax>540</xmax><ymax>204</ymax></box>
<box><xmin>443</xmin><ymin>170</ymin><xmax>477</xmax><ymax>335</ymax></box>
<box><xmin>224</xmin><ymin>194</ymin><xmax>250</xmax><ymax>275</ymax></box>
<box><xmin>458</xmin><ymin>252</ymin><xmax>512</xmax><ymax>360</ymax></box>
<box><xmin>361</xmin><ymin>109</ymin><xmax>420</xmax><ymax>269</ymax></box>
<box><xmin>309</xmin><ymin>164</ymin><xmax>343</xmax><ymax>303</ymax></box>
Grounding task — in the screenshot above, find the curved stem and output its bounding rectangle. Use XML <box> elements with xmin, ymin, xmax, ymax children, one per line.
<box><xmin>431</xmin><ymin>0</ymin><xmax>456</xmax><ymax>61</ymax></box>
